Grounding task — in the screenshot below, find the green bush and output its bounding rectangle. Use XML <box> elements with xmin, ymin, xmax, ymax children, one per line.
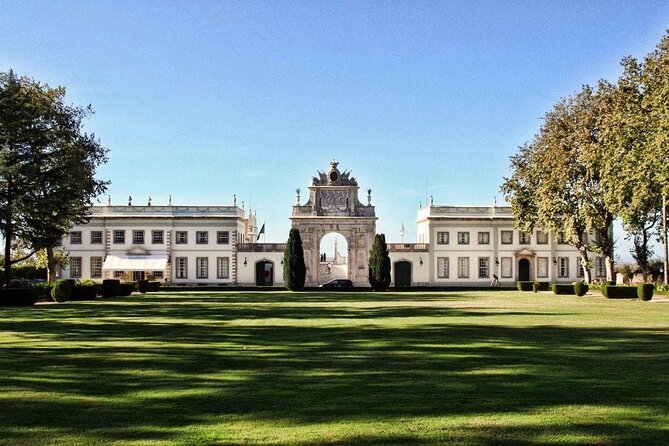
<box><xmin>516</xmin><ymin>281</ymin><xmax>534</xmax><ymax>291</ymax></box>
<box><xmin>602</xmin><ymin>285</ymin><xmax>638</xmax><ymax>299</ymax></box>
<box><xmin>137</xmin><ymin>279</ymin><xmax>149</xmax><ymax>294</ymax></box>
<box><xmin>71</xmin><ymin>284</ymin><xmax>98</xmax><ymax>300</ymax></box>
<box><xmin>638</xmin><ymin>283</ymin><xmax>654</xmax><ymax>301</ymax></box>
<box><xmin>573</xmin><ymin>281</ymin><xmax>588</xmax><ymax>297</ymax></box>
<box><xmin>119</xmin><ymin>282</ymin><xmax>135</xmax><ymax>296</ymax></box>
<box><xmin>34</xmin><ymin>282</ymin><xmax>53</xmax><ymax>298</ymax></box>
<box><xmin>147</xmin><ymin>281</ymin><xmax>161</xmax><ymax>292</ymax></box>
<box><xmin>102</xmin><ymin>279</ymin><xmax>121</xmax><ymax>298</ymax></box>
<box><xmin>534</xmin><ymin>281</ymin><xmax>550</xmax><ymax>291</ymax></box>
<box><xmin>51</xmin><ymin>279</ymin><xmax>74</xmax><ymax>302</ymax></box>
<box><xmin>0</xmin><ymin>288</ymin><xmax>39</xmax><ymax>306</ymax></box>
<box><xmin>552</xmin><ymin>283</ymin><xmax>575</xmax><ymax>295</ymax></box>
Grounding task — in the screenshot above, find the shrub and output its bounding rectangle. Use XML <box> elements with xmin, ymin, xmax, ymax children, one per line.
<box><xmin>638</xmin><ymin>283</ymin><xmax>654</xmax><ymax>301</ymax></box>
<box><xmin>368</xmin><ymin>234</ymin><xmax>391</xmax><ymax>291</ymax></box>
<box><xmin>516</xmin><ymin>281</ymin><xmax>534</xmax><ymax>291</ymax></box>
<box><xmin>119</xmin><ymin>282</ymin><xmax>135</xmax><ymax>296</ymax></box>
<box><xmin>102</xmin><ymin>279</ymin><xmax>121</xmax><ymax>298</ymax></box>
<box><xmin>70</xmin><ymin>283</ymin><xmax>98</xmax><ymax>300</ymax></box>
<box><xmin>602</xmin><ymin>285</ymin><xmax>638</xmax><ymax>299</ymax></box>
<box><xmin>137</xmin><ymin>279</ymin><xmax>149</xmax><ymax>294</ymax></box>
<box><xmin>534</xmin><ymin>281</ymin><xmax>550</xmax><ymax>292</ymax></box>
<box><xmin>0</xmin><ymin>288</ymin><xmax>39</xmax><ymax>306</ymax></box>
<box><xmin>552</xmin><ymin>283</ymin><xmax>575</xmax><ymax>295</ymax></box>
<box><xmin>283</xmin><ymin>228</ymin><xmax>307</xmax><ymax>291</ymax></box>
<box><xmin>51</xmin><ymin>279</ymin><xmax>75</xmax><ymax>302</ymax></box>
<box><xmin>573</xmin><ymin>281</ymin><xmax>588</xmax><ymax>297</ymax></box>
<box><xmin>147</xmin><ymin>281</ymin><xmax>161</xmax><ymax>292</ymax></box>
<box><xmin>34</xmin><ymin>282</ymin><xmax>53</xmax><ymax>298</ymax></box>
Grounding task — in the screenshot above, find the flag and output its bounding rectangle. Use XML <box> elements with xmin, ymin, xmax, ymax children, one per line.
<box><xmin>256</xmin><ymin>223</ymin><xmax>265</xmax><ymax>241</ymax></box>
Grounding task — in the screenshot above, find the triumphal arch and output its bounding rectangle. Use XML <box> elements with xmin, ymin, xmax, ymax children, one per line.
<box><xmin>291</xmin><ymin>161</ymin><xmax>377</xmax><ymax>286</ymax></box>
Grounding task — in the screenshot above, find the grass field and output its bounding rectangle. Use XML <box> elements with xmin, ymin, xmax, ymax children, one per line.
<box><xmin>1</xmin><ymin>290</ymin><xmax>668</xmax><ymax>445</ymax></box>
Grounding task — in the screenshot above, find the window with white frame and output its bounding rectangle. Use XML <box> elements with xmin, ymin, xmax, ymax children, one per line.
<box><xmin>519</xmin><ymin>231</ymin><xmax>531</xmax><ymax>244</ymax></box>
<box><xmin>437</xmin><ymin>231</ymin><xmax>449</xmax><ymax>244</ymax></box>
<box><xmin>501</xmin><ymin>230</ymin><xmax>513</xmax><ymax>244</ymax></box>
<box><xmin>196</xmin><ymin>231</ymin><xmax>208</xmax><ymax>244</ymax></box>
<box><xmin>501</xmin><ymin>257</ymin><xmax>512</xmax><ymax>278</ymax></box>
<box><xmin>577</xmin><ymin>262</ymin><xmax>584</xmax><ymax>278</ymax></box>
<box><xmin>175</xmin><ymin>257</ymin><xmax>188</xmax><ymax>278</ymax></box>
<box><xmin>69</xmin><ymin>231</ymin><xmax>82</xmax><ymax>244</ymax></box>
<box><xmin>437</xmin><ymin>257</ymin><xmax>449</xmax><ymax>278</ymax></box>
<box><xmin>536</xmin><ymin>230</ymin><xmax>548</xmax><ymax>244</ymax></box>
<box><xmin>175</xmin><ymin>231</ymin><xmax>188</xmax><ymax>244</ymax></box>
<box><xmin>537</xmin><ymin>257</ymin><xmax>548</xmax><ymax>278</ymax></box>
<box><xmin>596</xmin><ymin>257</ymin><xmax>605</xmax><ymax>277</ymax></box>
<box><xmin>196</xmin><ymin>257</ymin><xmax>208</xmax><ymax>278</ymax></box>
<box><xmin>478</xmin><ymin>257</ymin><xmax>490</xmax><ymax>278</ymax></box>
<box><xmin>91</xmin><ymin>231</ymin><xmax>103</xmax><ymax>244</ymax></box>
<box><xmin>113</xmin><ymin>230</ymin><xmax>125</xmax><ymax>244</ymax></box>
<box><xmin>457</xmin><ymin>232</ymin><xmax>470</xmax><ymax>245</ymax></box>
<box><xmin>70</xmin><ymin>257</ymin><xmax>82</xmax><ymax>278</ymax></box>
<box><xmin>114</xmin><ymin>270</ymin><xmax>124</xmax><ymax>278</ymax></box>
<box><xmin>132</xmin><ymin>230</ymin><xmax>144</xmax><ymax>244</ymax></box>
<box><xmin>90</xmin><ymin>257</ymin><xmax>102</xmax><ymax>278</ymax></box>
<box><xmin>558</xmin><ymin>257</ymin><xmax>569</xmax><ymax>278</ymax></box>
<box><xmin>217</xmin><ymin>257</ymin><xmax>230</xmax><ymax>279</ymax></box>
<box><xmin>478</xmin><ymin>232</ymin><xmax>490</xmax><ymax>245</ymax></box>
<box><xmin>557</xmin><ymin>232</ymin><xmax>568</xmax><ymax>244</ymax></box>
<box><xmin>152</xmin><ymin>271</ymin><xmax>164</xmax><ymax>279</ymax></box>
<box><xmin>217</xmin><ymin>231</ymin><xmax>230</xmax><ymax>244</ymax></box>
<box><xmin>152</xmin><ymin>230</ymin><xmax>164</xmax><ymax>244</ymax></box>
<box><xmin>458</xmin><ymin>257</ymin><xmax>469</xmax><ymax>278</ymax></box>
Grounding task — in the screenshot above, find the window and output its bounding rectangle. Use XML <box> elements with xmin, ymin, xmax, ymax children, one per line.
<box><xmin>114</xmin><ymin>270</ymin><xmax>124</xmax><ymax>278</ymax></box>
<box><xmin>217</xmin><ymin>257</ymin><xmax>230</xmax><ymax>279</ymax></box>
<box><xmin>196</xmin><ymin>231</ymin><xmax>208</xmax><ymax>244</ymax></box>
<box><xmin>458</xmin><ymin>257</ymin><xmax>469</xmax><ymax>278</ymax></box>
<box><xmin>196</xmin><ymin>257</ymin><xmax>208</xmax><ymax>278</ymax></box>
<box><xmin>90</xmin><ymin>257</ymin><xmax>102</xmax><ymax>278</ymax></box>
<box><xmin>558</xmin><ymin>257</ymin><xmax>569</xmax><ymax>278</ymax></box>
<box><xmin>501</xmin><ymin>257</ymin><xmax>512</xmax><ymax>278</ymax></box>
<box><xmin>478</xmin><ymin>257</ymin><xmax>490</xmax><ymax>278</ymax></box>
<box><xmin>478</xmin><ymin>232</ymin><xmax>490</xmax><ymax>245</ymax></box>
<box><xmin>91</xmin><ymin>231</ymin><xmax>103</xmax><ymax>244</ymax></box>
<box><xmin>217</xmin><ymin>231</ymin><xmax>230</xmax><ymax>244</ymax></box>
<box><xmin>557</xmin><ymin>232</ymin><xmax>568</xmax><ymax>244</ymax></box>
<box><xmin>457</xmin><ymin>232</ymin><xmax>470</xmax><ymax>245</ymax></box>
<box><xmin>70</xmin><ymin>257</ymin><xmax>82</xmax><ymax>278</ymax></box>
<box><xmin>132</xmin><ymin>230</ymin><xmax>145</xmax><ymax>244</ymax></box>
<box><xmin>595</xmin><ymin>257</ymin><xmax>606</xmax><ymax>278</ymax></box>
<box><xmin>519</xmin><ymin>231</ymin><xmax>531</xmax><ymax>244</ymax></box>
<box><xmin>175</xmin><ymin>257</ymin><xmax>188</xmax><ymax>279</ymax></box>
<box><xmin>437</xmin><ymin>257</ymin><xmax>449</xmax><ymax>278</ymax></box>
<box><xmin>501</xmin><ymin>230</ymin><xmax>513</xmax><ymax>244</ymax></box>
<box><xmin>175</xmin><ymin>231</ymin><xmax>188</xmax><ymax>244</ymax></box>
<box><xmin>152</xmin><ymin>230</ymin><xmax>164</xmax><ymax>244</ymax></box>
<box><xmin>437</xmin><ymin>232</ymin><xmax>449</xmax><ymax>245</ymax></box>
<box><xmin>537</xmin><ymin>257</ymin><xmax>548</xmax><ymax>278</ymax></box>
<box><xmin>536</xmin><ymin>230</ymin><xmax>548</xmax><ymax>245</ymax></box>
<box><xmin>152</xmin><ymin>271</ymin><xmax>164</xmax><ymax>279</ymax></box>
<box><xmin>113</xmin><ymin>230</ymin><xmax>125</xmax><ymax>244</ymax></box>
<box><xmin>70</xmin><ymin>231</ymin><xmax>82</xmax><ymax>244</ymax></box>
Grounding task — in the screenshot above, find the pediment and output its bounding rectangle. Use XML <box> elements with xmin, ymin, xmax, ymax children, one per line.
<box><xmin>127</xmin><ymin>246</ymin><xmax>151</xmax><ymax>256</ymax></box>
<box><xmin>514</xmin><ymin>248</ymin><xmax>535</xmax><ymax>257</ymax></box>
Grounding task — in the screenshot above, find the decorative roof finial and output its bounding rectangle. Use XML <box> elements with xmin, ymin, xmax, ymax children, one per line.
<box><xmin>168</xmin><ymin>195</ymin><xmax>172</xmax><ymax>206</ymax></box>
<box><xmin>107</xmin><ymin>195</ymin><xmax>111</xmax><ymax>206</ymax></box>
<box><xmin>147</xmin><ymin>196</ymin><xmax>152</xmax><ymax>206</ymax></box>
<box><xmin>128</xmin><ymin>195</ymin><xmax>132</xmax><ymax>206</ymax></box>
<box><xmin>233</xmin><ymin>194</ymin><xmax>237</xmax><ymax>206</ymax></box>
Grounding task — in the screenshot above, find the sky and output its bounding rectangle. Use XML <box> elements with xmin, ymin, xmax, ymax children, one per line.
<box><xmin>1</xmin><ymin>1</ymin><xmax>668</xmax><ymax>260</ymax></box>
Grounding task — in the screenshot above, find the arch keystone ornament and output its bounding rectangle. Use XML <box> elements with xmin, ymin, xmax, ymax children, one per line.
<box><xmin>292</xmin><ymin>161</ymin><xmax>377</xmax><ymax>286</ymax></box>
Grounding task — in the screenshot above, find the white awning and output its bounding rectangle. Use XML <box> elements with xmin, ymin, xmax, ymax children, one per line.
<box><xmin>102</xmin><ymin>255</ymin><xmax>168</xmax><ymax>271</ymax></box>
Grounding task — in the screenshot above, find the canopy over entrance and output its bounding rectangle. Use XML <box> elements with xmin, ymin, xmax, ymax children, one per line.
<box><xmin>102</xmin><ymin>255</ymin><xmax>168</xmax><ymax>271</ymax></box>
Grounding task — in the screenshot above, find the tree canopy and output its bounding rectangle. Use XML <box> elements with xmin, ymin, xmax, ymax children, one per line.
<box><xmin>283</xmin><ymin>228</ymin><xmax>306</xmax><ymax>290</ymax></box>
<box><xmin>368</xmin><ymin>234</ymin><xmax>391</xmax><ymax>291</ymax></box>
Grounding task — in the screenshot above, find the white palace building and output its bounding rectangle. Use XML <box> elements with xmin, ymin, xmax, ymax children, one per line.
<box><xmin>60</xmin><ymin>162</ymin><xmax>607</xmax><ymax>287</ymax></box>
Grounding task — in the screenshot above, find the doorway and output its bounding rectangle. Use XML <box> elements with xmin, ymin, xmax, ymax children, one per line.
<box><xmin>394</xmin><ymin>261</ymin><xmax>412</xmax><ymax>288</ymax></box>
<box><xmin>255</xmin><ymin>261</ymin><xmax>274</xmax><ymax>286</ymax></box>
<box><xmin>518</xmin><ymin>258</ymin><xmax>531</xmax><ymax>281</ymax></box>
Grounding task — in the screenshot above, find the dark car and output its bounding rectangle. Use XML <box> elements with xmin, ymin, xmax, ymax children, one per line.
<box><xmin>319</xmin><ymin>279</ymin><xmax>354</xmax><ymax>288</ymax></box>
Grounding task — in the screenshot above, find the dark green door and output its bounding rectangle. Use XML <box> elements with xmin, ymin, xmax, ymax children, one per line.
<box><xmin>394</xmin><ymin>261</ymin><xmax>412</xmax><ymax>288</ymax></box>
<box><xmin>255</xmin><ymin>261</ymin><xmax>274</xmax><ymax>286</ymax></box>
<box><xmin>518</xmin><ymin>258</ymin><xmax>530</xmax><ymax>282</ymax></box>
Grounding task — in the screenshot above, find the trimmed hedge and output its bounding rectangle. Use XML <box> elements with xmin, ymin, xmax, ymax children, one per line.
<box><xmin>51</xmin><ymin>279</ymin><xmax>75</xmax><ymax>302</ymax></box>
<box><xmin>602</xmin><ymin>285</ymin><xmax>638</xmax><ymax>299</ymax></box>
<box><xmin>0</xmin><ymin>288</ymin><xmax>39</xmax><ymax>306</ymax></box>
<box><xmin>534</xmin><ymin>281</ymin><xmax>550</xmax><ymax>292</ymax></box>
<box><xmin>71</xmin><ymin>284</ymin><xmax>98</xmax><ymax>301</ymax></box>
<box><xmin>574</xmin><ymin>281</ymin><xmax>588</xmax><ymax>297</ymax></box>
<box><xmin>517</xmin><ymin>281</ymin><xmax>534</xmax><ymax>292</ymax></box>
<box><xmin>638</xmin><ymin>283</ymin><xmax>654</xmax><ymax>301</ymax></box>
<box><xmin>147</xmin><ymin>281</ymin><xmax>161</xmax><ymax>292</ymax></box>
<box><xmin>137</xmin><ymin>280</ymin><xmax>149</xmax><ymax>294</ymax></box>
<box><xmin>119</xmin><ymin>282</ymin><xmax>136</xmax><ymax>296</ymax></box>
<box><xmin>102</xmin><ymin>279</ymin><xmax>121</xmax><ymax>298</ymax></box>
<box><xmin>552</xmin><ymin>283</ymin><xmax>576</xmax><ymax>295</ymax></box>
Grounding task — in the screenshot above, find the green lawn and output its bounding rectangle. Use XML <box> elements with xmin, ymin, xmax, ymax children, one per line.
<box><xmin>1</xmin><ymin>291</ymin><xmax>668</xmax><ymax>445</ymax></box>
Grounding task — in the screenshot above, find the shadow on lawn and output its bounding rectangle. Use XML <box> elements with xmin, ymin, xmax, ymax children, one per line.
<box><xmin>0</xmin><ymin>294</ymin><xmax>667</xmax><ymax>444</ymax></box>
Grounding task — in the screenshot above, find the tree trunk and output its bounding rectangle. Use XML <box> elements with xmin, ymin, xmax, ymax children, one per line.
<box><xmin>605</xmin><ymin>256</ymin><xmax>615</xmax><ymax>282</ymax></box>
<box><xmin>46</xmin><ymin>245</ymin><xmax>57</xmax><ymax>283</ymax></box>
<box><xmin>578</xmin><ymin>249</ymin><xmax>592</xmax><ymax>283</ymax></box>
<box><xmin>3</xmin><ymin>176</ymin><xmax>13</xmax><ymax>287</ymax></box>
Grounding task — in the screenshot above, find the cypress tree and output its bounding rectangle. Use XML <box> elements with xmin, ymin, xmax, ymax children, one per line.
<box><xmin>368</xmin><ymin>233</ymin><xmax>391</xmax><ymax>291</ymax></box>
<box><xmin>283</xmin><ymin>228</ymin><xmax>306</xmax><ymax>290</ymax></box>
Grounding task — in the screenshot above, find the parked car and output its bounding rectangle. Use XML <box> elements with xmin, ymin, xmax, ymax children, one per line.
<box><xmin>320</xmin><ymin>279</ymin><xmax>353</xmax><ymax>288</ymax></box>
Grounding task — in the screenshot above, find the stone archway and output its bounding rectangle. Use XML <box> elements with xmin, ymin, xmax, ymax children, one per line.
<box><xmin>291</xmin><ymin>161</ymin><xmax>377</xmax><ymax>287</ymax></box>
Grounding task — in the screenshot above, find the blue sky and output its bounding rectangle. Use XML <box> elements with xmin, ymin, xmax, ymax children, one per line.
<box><xmin>1</xmin><ymin>1</ymin><xmax>668</xmax><ymax>259</ymax></box>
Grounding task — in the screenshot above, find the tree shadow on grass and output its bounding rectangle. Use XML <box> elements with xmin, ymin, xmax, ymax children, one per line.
<box><xmin>0</xmin><ymin>294</ymin><xmax>667</xmax><ymax>444</ymax></box>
